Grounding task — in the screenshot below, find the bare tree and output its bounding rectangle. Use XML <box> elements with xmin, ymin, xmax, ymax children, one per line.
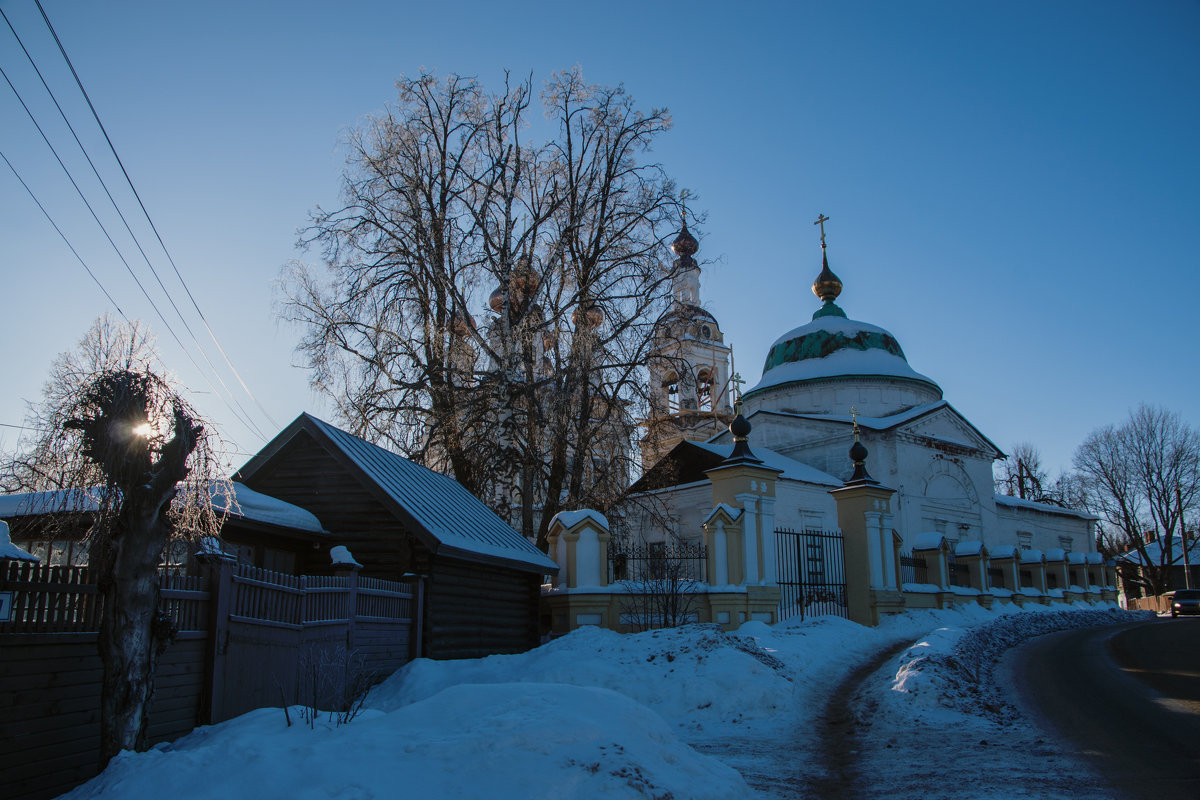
<box><xmin>281</xmin><ymin>68</ymin><xmax>683</xmax><ymax>548</ymax></box>
<box><xmin>1</xmin><ymin>315</ymin><xmax>157</xmax><ymax>492</ymax></box>
<box><xmin>1073</xmin><ymin>404</ymin><xmax>1200</xmax><ymax>595</ymax></box>
<box><xmin>2</xmin><ymin>319</ymin><xmax>228</xmax><ymax>767</ymax></box>
<box><xmin>994</xmin><ymin>442</ymin><xmax>1048</xmax><ymax>500</ymax></box>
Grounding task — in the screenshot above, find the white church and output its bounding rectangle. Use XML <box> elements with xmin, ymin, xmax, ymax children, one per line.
<box><xmin>627</xmin><ymin>218</ymin><xmax>1097</xmax><ymax>560</ymax></box>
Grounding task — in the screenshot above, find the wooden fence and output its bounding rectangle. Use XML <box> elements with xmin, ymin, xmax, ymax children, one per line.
<box><xmin>0</xmin><ymin>558</ymin><xmax>417</xmax><ymax>800</ymax></box>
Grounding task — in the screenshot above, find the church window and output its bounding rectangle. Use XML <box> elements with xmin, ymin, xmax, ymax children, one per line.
<box><xmin>663</xmin><ymin>373</ymin><xmax>680</xmax><ymax>413</ymax></box>
<box><xmin>1058</xmin><ymin>536</ymin><xmax>1073</xmax><ymax>553</ymax></box>
<box><xmin>1017</xmin><ymin>531</ymin><xmax>1032</xmax><ymax>550</ymax></box>
<box><xmin>696</xmin><ymin>369</ymin><xmax>713</xmax><ymax>412</ymax></box>
<box><xmin>700</xmin><ymin>324</ymin><xmax>712</xmax><ymax>340</ymax></box>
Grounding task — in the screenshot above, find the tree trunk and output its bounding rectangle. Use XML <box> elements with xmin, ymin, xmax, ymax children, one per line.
<box><xmin>96</xmin><ymin>499</ymin><xmax>176</xmax><ymax>767</ymax></box>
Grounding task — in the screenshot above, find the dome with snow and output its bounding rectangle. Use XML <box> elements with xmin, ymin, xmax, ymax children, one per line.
<box><xmin>741</xmin><ymin>244</ymin><xmax>942</xmax><ymax>418</ymax></box>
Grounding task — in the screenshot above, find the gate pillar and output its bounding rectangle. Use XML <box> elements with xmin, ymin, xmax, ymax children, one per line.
<box><xmin>828</xmin><ymin>423</ymin><xmax>904</xmax><ymax>626</ymax></box>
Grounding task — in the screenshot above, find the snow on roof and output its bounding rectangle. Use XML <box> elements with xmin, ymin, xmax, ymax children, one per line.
<box><xmin>989</xmin><ymin>545</ymin><xmax>1018</xmax><ymax>559</ymax></box>
<box><xmin>0</xmin><ymin>487</ymin><xmax>102</xmax><ymax>517</ymax></box>
<box><xmin>1043</xmin><ymin>548</ymin><xmax>1067</xmax><ymax>562</ymax></box>
<box><xmin>0</xmin><ymin>520</ymin><xmax>38</xmax><ymax>562</ymax></box>
<box><xmin>911</xmin><ymin>531</ymin><xmax>945</xmax><ymax>551</ymax></box>
<box><xmin>994</xmin><ymin>493</ymin><xmax>1098</xmax><ymax>521</ymax></box>
<box><xmin>550</xmin><ymin>509</ymin><xmax>610</xmax><ymax>532</ymax></box>
<box><xmin>1066</xmin><ymin>552</ymin><xmax>1086</xmax><ymax>565</ymax></box>
<box><xmin>748</xmin><ymin>346</ymin><xmax>940</xmax><ymax>395</ymax></box>
<box><xmin>1116</xmin><ymin>534</ymin><xmax>1200</xmax><ymax>566</ymax></box>
<box><xmin>955</xmin><ymin>540</ymin><xmax>985</xmax><ymax>557</ymax></box>
<box><xmin>1020</xmin><ymin>549</ymin><xmax>1045</xmax><ymax>564</ymax></box>
<box><xmin>298</xmin><ymin>415</ymin><xmax>556</xmax><ymax>573</ymax></box>
<box><xmin>687</xmin><ymin>441</ymin><xmax>843</xmax><ymax>486</ymax></box>
<box><xmin>216</xmin><ymin>483</ymin><xmax>325</xmax><ymax>533</ymax></box>
<box><xmin>0</xmin><ymin>483</ymin><xmax>325</xmax><ymax>534</ymax></box>
<box><xmin>1085</xmin><ymin>552</ymin><xmax>1104</xmax><ymax>565</ymax></box>
<box><xmin>702</xmin><ymin>503</ymin><xmax>744</xmax><ymax>525</ymax></box>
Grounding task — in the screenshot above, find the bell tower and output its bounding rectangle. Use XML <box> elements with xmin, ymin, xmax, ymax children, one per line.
<box><xmin>641</xmin><ymin>216</ymin><xmax>735</xmax><ymax>469</ymax></box>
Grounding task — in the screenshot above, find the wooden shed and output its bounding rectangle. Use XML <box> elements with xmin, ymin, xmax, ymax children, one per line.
<box><xmin>233</xmin><ymin>413</ymin><xmax>557</xmax><ymax>660</ymax></box>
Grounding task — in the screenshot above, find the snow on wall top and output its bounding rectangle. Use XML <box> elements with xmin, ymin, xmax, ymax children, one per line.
<box><xmin>912</xmin><ymin>531</ymin><xmax>945</xmax><ymax>551</ymax></box>
<box><xmin>702</xmin><ymin>504</ymin><xmax>744</xmax><ymax>525</ymax></box>
<box><xmin>302</xmin><ymin>415</ymin><xmax>557</xmax><ymax>573</ymax></box>
<box><xmin>550</xmin><ymin>509</ymin><xmax>610</xmax><ymax>532</ymax></box>
<box><xmin>993</xmin><ymin>493</ymin><xmax>1098</xmax><ymax>521</ymax></box>
<box><xmin>954</xmin><ymin>540</ymin><xmax>985</xmax><ymax>557</ymax></box>
<box><xmin>1020</xmin><ymin>549</ymin><xmax>1045</xmax><ymax>564</ymax></box>
<box><xmin>1044</xmin><ymin>548</ymin><xmax>1067</xmax><ymax>562</ymax></box>
<box><xmin>0</xmin><ymin>520</ymin><xmax>38</xmax><ymax>561</ymax></box>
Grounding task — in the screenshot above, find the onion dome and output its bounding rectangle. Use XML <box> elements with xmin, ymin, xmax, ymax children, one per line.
<box><xmin>811</xmin><ymin>248</ymin><xmax>845</xmax><ymax>319</ymax></box>
<box><xmin>573</xmin><ymin>302</ymin><xmax>604</xmax><ymax>329</ymax></box>
<box><xmin>450</xmin><ymin>310</ymin><xmax>476</xmax><ymax>337</ymax></box>
<box><xmin>671</xmin><ymin>221</ymin><xmax>699</xmax><ymax>272</ymax></box>
<box><xmin>510</xmin><ymin>254</ymin><xmax>540</xmax><ymax>302</ymax></box>
<box><xmin>488</xmin><ymin>284</ymin><xmax>506</xmax><ymax>313</ymax></box>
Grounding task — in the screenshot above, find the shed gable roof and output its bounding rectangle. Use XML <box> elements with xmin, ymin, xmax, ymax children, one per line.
<box><xmin>235</xmin><ymin>414</ymin><xmax>556</xmax><ymax>573</ymax></box>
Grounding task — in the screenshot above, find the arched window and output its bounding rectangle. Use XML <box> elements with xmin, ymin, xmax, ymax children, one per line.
<box><xmin>662</xmin><ymin>373</ymin><xmax>680</xmax><ymax>413</ymax></box>
<box><xmin>700</xmin><ymin>324</ymin><xmax>712</xmax><ymax>340</ymax></box>
<box><xmin>696</xmin><ymin>369</ymin><xmax>713</xmax><ymax>412</ymax></box>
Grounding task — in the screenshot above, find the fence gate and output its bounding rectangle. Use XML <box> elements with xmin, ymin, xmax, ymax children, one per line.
<box><xmin>775</xmin><ymin>527</ymin><xmax>847</xmax><ymax>622</ymax></box>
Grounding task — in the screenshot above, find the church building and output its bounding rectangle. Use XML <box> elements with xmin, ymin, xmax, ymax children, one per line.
<box><xmin>629</xmin><ymin>218</ymin><xmax>1097</xmax><ymax>560</ymax></box>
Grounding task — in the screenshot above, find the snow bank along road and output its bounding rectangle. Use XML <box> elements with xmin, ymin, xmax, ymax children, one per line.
<box><xmin>1007</xmin><ymin>618</ymin><xmax>1200</xmax><ymax>800</ymax></box>
<box><xmin>61</xmin><ymin>604</ymin><xmax>1150</xmax><ymax>800</ymax></box>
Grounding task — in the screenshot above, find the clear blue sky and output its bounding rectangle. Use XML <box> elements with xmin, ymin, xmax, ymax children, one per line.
<box><xmin>1</xmin><ymin>0</ymin><xmax>1197</xmax><ymax>477</ymax></box>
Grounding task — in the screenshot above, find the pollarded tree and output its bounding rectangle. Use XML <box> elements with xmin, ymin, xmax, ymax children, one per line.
<box><xmin>3</xmin><ymin>319</ymin><xmax>228</xmax><ymax>767</ymax></box>
<box><xmin>1073</xmin><ymin>404</ymin><xmax>1200</xmax><ymax>595</ymax></box>
<box><xmin>283</xmin><ymin>68</ymin><xmax>684</xmax><ymax>548</ymax></box>
<box><xmin>0</xmin><ymin>315</ymin><xmax>157</xmax><ymax>493</ymax></box>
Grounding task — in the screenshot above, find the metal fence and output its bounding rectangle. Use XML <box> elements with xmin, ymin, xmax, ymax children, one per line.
<box><xmin>899</xmin><ymin>552</ymin><xmax>929</xmax><ymax>585</ymax></box>
<box><xmin>607</xmin><ymin>542</ymin><xmax>707</xmax><ymax>583</ymax></box>
<box><xmin>776</xmin><ymin>528</ymin><xmax>847</xmax><ymax>621</ymax></box>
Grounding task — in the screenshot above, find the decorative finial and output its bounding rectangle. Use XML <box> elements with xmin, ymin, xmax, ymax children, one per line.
<box><xmin>814</xmin><ymin>213</ymin><xmax>830</xmax><ymax>248</ymax></box>
<box><xmin>811</xmin><ymin>212</ymin><xmax>845</xmax><ymax>320</ymax></box>
<box><xmin>846</xmin><ymin>405</ymin><xmax>877</xmax><ymax>485</ymax></box>
<box><xmin>671</xmin><ymin>195</ymin><xmax>699</xmax><ymax>264</ymax></box>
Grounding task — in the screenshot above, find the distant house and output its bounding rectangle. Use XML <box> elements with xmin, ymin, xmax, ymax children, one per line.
<box><xmin>1115</xmin><ymin>533</ymin><xmax>1200</xmax><ymax>597</ymax></box>
<box><xmin>233</xmin><ymin>413</ymin><xmax>557</xmax><ymax>659</ymax></box>
<box><xmin>0</xmin><ymin>483</ymin><xmax>330</xmax><ymax>573</ymax></box>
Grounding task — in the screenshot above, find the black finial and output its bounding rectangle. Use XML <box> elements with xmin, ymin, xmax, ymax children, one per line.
<box><xmin>845</xmin><ymin>406</ymin><xmax>878</xmax><ymax>485</ymax></box>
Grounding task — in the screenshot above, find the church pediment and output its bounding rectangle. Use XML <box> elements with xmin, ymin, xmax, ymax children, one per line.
<box><xmin>893</xmin><ymin>405</ymin><xmax>1002</xmax><ymax>460</ymax></box>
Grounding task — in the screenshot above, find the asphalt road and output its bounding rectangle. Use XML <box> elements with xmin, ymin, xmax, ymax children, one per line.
<box><xmin>1007</xmin><ymin>618</ymin><xmax>1200</xmax><ymax>800</ymax></box>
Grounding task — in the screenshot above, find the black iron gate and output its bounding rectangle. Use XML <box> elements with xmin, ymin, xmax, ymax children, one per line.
<box><xmin>776</xmin><ymin>527</ymin><xmax>847</xmax><ymax>621</ymax></box>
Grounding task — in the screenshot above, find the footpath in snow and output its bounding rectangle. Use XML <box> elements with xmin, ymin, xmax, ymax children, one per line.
<box><xmin>62</xmin><ymin>603</ymin><xmax>1148</xmax><ymax>800</ymax></box>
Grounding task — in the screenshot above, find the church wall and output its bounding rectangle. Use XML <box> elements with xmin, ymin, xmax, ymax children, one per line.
<box><xmin>993</xmin><ymin>503</ymin><xmax>1094</xmax><ymax>554</ymax></box>
<box><xmin>620</xmin><ymin>483</ymin><xmax>713</xmax><ymax>545</ymax></box>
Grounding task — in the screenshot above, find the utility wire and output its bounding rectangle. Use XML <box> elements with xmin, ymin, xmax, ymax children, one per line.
<box><xmin>0</xmin><ymin>147</ymin><xmax>128</xmax><ymax>319</ymax></box>
<box><xmin>0</xmin><ymin>65</ymin><xmax>269</xmax><ymax>443</ymax></box>
<box><xmin>1</xmin><ymin>5</ymin><xmax>270</xmax><ymax>443</ymax></box>
<box><xmin>33</xmin><ymin>0</ymin><xmax>280</xmax><ymax>432</ymax></box>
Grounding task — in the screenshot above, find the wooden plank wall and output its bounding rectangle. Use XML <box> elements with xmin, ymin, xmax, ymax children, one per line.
<box><xmin>0</xmin><ymin>633</ymin><xmax>103</xmax><ymax>800</ymax></box>
<box><xmin>0</xmin><ymin>562</ymin><xmax>415</xmax><ymax>800</ymax></box>
<box><xmin>425</xmin><ymin>558</ymin><xmax>541</xmax><ymax>660</ymax></box>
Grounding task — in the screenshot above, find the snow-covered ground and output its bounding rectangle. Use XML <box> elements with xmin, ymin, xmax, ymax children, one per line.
<box><xmin>62</xmin><ymin>603</ymin><xmax>1149</xmax><ymax>799</ymax></box>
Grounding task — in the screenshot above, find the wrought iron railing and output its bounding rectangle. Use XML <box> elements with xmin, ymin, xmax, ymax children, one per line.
<box><xmin>607</xmin><ymin>542</ymin><xmax>707</xmax><ymax>584</ymax></box>
<box><xmin>899</xmin><ymin>552</ymin><xmax>929</xmax><ymax>585</ymax></box>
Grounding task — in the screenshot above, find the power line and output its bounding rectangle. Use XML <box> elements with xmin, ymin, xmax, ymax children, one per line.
<box><xmin>33</xmin><ymin>0</ymin><xmax>281</xmax><ymax>434</ymax></box>
<box><xmin>1</xmin><ymin>5</ymin><xmax>271</xmax><ymax>443</ymax></box>
<box><xmin>0</xmin><ymin>147</ymin><xmax>128</xmax><ymax>319</ymax></box>
<box><xmin>0</xmin><ymin>64</ymin><xmax>269</xmax><ymax>443</ymax></box>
